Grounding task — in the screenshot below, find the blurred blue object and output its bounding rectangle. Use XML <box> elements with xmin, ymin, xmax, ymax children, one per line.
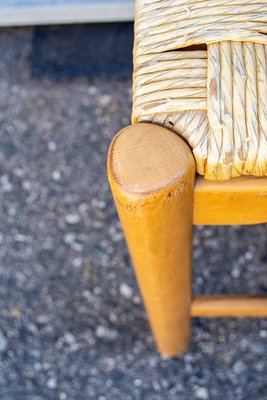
<box><xmin>0</xmin><ymin>0</ymin><xmax>135</xmax><ymax>26</ymax></box>
<box><xmin>32</xmin><ymin>23</ymin><xmax>134</xmax><ymax>78</ymax></box>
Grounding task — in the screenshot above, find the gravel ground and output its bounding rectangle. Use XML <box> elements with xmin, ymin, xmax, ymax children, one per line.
<box><xmin>0</xmin><ymin>27</ymin><xmax>266</xmax><ymax>400</ymax></box>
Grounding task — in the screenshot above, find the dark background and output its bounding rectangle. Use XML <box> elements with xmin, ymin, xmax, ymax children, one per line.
<box><xmin>32</xmin><ymin>24</ymin><xmax>134</xmax><ymax>78</ymax></box>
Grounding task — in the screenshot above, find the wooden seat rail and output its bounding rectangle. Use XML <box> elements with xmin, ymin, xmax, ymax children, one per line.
<box><xmin>191</xmin><ymin>296</ymin><xmax>267</xmax><ymax>317</ymax></box>
<box><xmin>194</xmin><ymin>176</ymin><xmax>267</xmax><ymax>225</ymax></box>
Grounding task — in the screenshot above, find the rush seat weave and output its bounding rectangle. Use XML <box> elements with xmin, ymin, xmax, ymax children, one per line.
<box><xmin>132</xmin><ymin>0</ymin><xmax>267</xmax><ymax>180</ymax></box>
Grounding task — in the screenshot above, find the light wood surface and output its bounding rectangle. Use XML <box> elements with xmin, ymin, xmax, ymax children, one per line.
<box><xmin>108</xmin><ymin>123</ymin><xmax>195</xmax><ymax>356</ymax></box>
<box><xmin>191</xmin><ymin>296</ymin><xmax>267</xmax><ymax>317</ymax></box>
<box><xmin>194</xmin><ymin>175</ymin><xmax>267</xmax><ymax>225</ymax></box>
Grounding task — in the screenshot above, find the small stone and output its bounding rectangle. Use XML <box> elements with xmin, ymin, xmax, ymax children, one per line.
<box><xmin>64</xmin><ymin>332</ymin><xmax>76</xmax><ymax>345</ymax></box>
<box><xmin>14</xmin><ymin>234</ymin><xmax>29</xmax><ymax>243</ymax></box>
<box><xmin>64</xmin><ymin>232</ymin><xmax>77</xmax><ymax>244</ymax></box>
<box><xmin>10</xmin><ymin>308</ymin><xmax>22</xmax><ymax>319</ymax></box>
<box><xmin>14</xmin><ymin>168</ymin><xmax>24</xmax><ymax>177</ymax></box>
<box><xmin>120</xmin><ymin>283</ymin><xmax>133</xmax><ymax>299</ymax></box>
<box><xmin>52</xmin><ymin>171</ymin><xmax>61</xmax><ymax>181</ymax></box>
<box><xmin>34</xmin><ymin>362</ymin><xmax>42</xmax><ymax>371</ymax></box>
<box><xmin>71</xmin><ymin>242</ymin><xmax>83</xmax><ymax>252</ymax></box>
<box><xmin>133</xmin><ymin>296</ymin><xmax>141</xmax><ymax>304</ymax></box>
<box><xmin>0</xmin><ymin>331</ymin><xmax>8</xmax><ymax>353</ymax></box>
<box><xmin>36</xmin><ymin>315</ymin><xmax>50</xmax><ymax>325</ymax></box>
<box><xmin>88</xmin><ymin>86</ymin><xmax>98</xmax><ymax>95</ymax></box>
<box><xmin>96</xmin><ymin>326</ymin><xmax>106</xmax><ymax>338</ymax></box>
<box><xmin>194</xmin><ymin>386</ymin><xmax>209</xmax><ymax>399</ymax></box>
<box><xmin>231</xmin><ymin>268</ymin><xmax>240</xmax><ymax>279</ymax></box>
<box><xmin>250</xmin><ymin>341</ymin><xmax>266</xmax><ymax>354</ymax></box>
<box><xmin>47</xmin><ymin>141</ymin><xmax>57</xmax><ymax>152</ymax></box>
<box><xmin>96</xmin><ymin>326</ymin><xmax>118</xmax><ymax>340</ymax></box>
<box><xmin>99</xmin><ymin>94</ymin><xmax>112</xmax><ymax>107</ymax></box>
<box><xmin>1</xmin><ymin>175</ymin><xmax>13</xmax><ymax>192</ymax></box>
<box><xmin>42</xmin><ymin>363</ymin><xmax>52</xmax><ymax>370</ymax></box>
<box><xmin>93</xmin><ymin>287</ymin><xmax>101</xmax><ymax>296</ymax></box>
<box><xmin>79</xmin><ymin>203</ymin><xmax>88</xmax><ymax>213</ymax></box>
<box><xmin>47</xmin><ymin>377</ymin><xmax>57</xmax><ymax>389</ymax></box>
<box><xmin>255</xmin><ymin>361</ymin><xmax>265</xmax><ymax>372</ymax></box>
<box><xmin>65</xmin><ymin>214</ymin><xmax>80</xmax><ymax>224</ymax></box>
<box><xmin>72</xmin><ymin>257</ymin><xmax>83</xmax><ymax>268</ymax></box>
<box><xmin>97</xmin><ymin>200</ymin><xmax>106</xmax><ymax>209</ymax></box>
<box><xmin>27</xmin><ymin>323</ymin><xmax>38</xmax><ymax>335</ymax></box>
<box><xmin>245</xmin><ymin>251</ymin><xmax>253</xmax><ymax>261</ymax></box>
<box><xmin>232</xmin><ymin>360</ymin><xmax>246</xmax><ymax>374</ymax></box>
<box><xmin>91</xmin><ymin>199</ymin><xmax>106</xmax><ymax>209</ymax></box>
<box><xmin>22</xmin><ymin>180</ymin><xmax>32</xmax><ymax>191</ymax></box>
<box><xmin>8</xmin><ymin>207</ymin><xmax>16</xmax><ymax>216</ymax></box>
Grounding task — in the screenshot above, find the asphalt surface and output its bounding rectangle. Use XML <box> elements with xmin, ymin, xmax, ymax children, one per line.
<box><xmin>0</xmin><ymin>26</ymin><xmax>266</xmax><ymax>400</ymax></box>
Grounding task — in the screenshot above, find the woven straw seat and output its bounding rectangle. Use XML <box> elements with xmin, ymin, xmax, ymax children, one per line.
<box><xmin>133</xmin><ymin>0</ymin><xmax>267</xmax><ymax>180</ymax></box>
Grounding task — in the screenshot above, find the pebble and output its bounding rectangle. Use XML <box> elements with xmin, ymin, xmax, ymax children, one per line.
<box><xmin>8</xmin><ymin>207</ymin><xmax>16</xmax><ymax>216</ymax></box>
<box><xmin>14</xmin><ymin>234</ymin><xmax>29</xmax><ymax>243</ymax></box>
<box><xmin>14</xmin><ymin>168</ymin><xmax>24</xmax><ymax>177</ymax></box>
<box><xmin>120</xmin><ymin>283</ymin><xmax>133</xmax><ymax>299</ymax></box>
<box><xmin>10</xmin><ymin>308</ymin><xmax>22</xmax><ymax>319</ymax></box>
<box><xmin>231</xmin><ymin>268</ymin><xmax>240</xmax><ymax>279</ymax></box>
<box><xmin>47</xmin><ymin>141</ymin><xmax>57</xmax><ymax>152</ymax></box>
<box><xmin>1</xmin><ymin>175</ymin><xmax>13</xmax><ymax>192</ymax></box>
<box><xmin>36</xmin><ymin>315</ymin><xmax>50</xmax><ymax>325</ymax></box>
<box><xmin>64</xmin><ymin>232</ymin><xmax>77</xmax><ymax>244</ymax></box>
<box><xmin>88</xmin><ymin>86</ymin><xmax>98</xmax><ymax>95</ymax></box>
<box><xmin>47</xmin><ymin>377</ymin><xmax>57</xmax><ymax>390</ymax></box>
<box><xmin>71</xmin><ymin>242</ymin><xmax>83</xmax><ymax>252</ymax></box>
<box><xmin>72</xmin><ymin>257</ymin><xmax>83</xmax><ymax>268</ymax></box>
<box><xmin>0</xmin><ymin>331</ymin><xmax>7</xmax><ymax>353</ymax></box>
<box><xmin>232</xmin><ymin>360</ymin><xmax>246</xmax><ymax>375</ymax></box>
<box><xmin>64</xmin><ymin>332</ymin><xmax>76</xmax><ymax>345</ymax></box>
<box><xmin>98</xmin><ymin>94</ymin><xmax>112</xmax><ymax>107</ymax></box>
<box><xmin>22</xmin><ymin>180</ymin><xmax>32</xmax><ymax>191</ymax></box>
<box><xmin>65</xmin><ymin>214</ymin><xmax>80</xmax><ymax>224</ymax></box>
<box><xmin>194</xmin><ymin>386</ymin><xmax>209</xmax><ymax>399</ymax></box>
<box><xmin>96</xmin><ymin>326</ymin><xmax>118</xmax><ymax>340</ymax></box>
<box><xmin>52</xmin><ymin>171</ymin><xmax>61</xmax><ymax>181</ymax></box>
<box><xmin>27</xmin><ymin>323</ymin><xmax>38</xmax><ymax>335</ymax></box>
<box><xmin>250</xmin><ymin>341</ymin><xmax>266</xmax><ymax>354</ymax></box>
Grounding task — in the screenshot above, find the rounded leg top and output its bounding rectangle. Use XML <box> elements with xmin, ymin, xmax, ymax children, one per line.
<box><xmin>108</xmin><ymin>123</ymin><xmax>195</xmax><ymax>199</ymax></box>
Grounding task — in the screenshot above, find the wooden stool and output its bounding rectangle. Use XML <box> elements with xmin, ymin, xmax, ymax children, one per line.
<box><xmin>107</xmin><ymin>0</ymin><xmax>267</xmax><ymax>356</ymax></box>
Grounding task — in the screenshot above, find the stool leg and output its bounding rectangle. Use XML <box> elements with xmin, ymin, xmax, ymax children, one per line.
<box><xmin>107</xmin><ymin>123</ymin><xmax>195</xmax><ymax>356</ymax></box>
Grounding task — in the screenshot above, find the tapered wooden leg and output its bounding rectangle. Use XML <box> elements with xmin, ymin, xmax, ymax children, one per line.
<box><xmin>107</xmin><ymin>123</ymin><xmax>195</xmax><ymax>356</ymax></box>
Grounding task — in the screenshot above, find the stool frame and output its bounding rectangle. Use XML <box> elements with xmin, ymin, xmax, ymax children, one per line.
<box><xmin>107</xmin><ymin>122</ymin><xmax>267</xmax><ymax>357</ymax></box>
